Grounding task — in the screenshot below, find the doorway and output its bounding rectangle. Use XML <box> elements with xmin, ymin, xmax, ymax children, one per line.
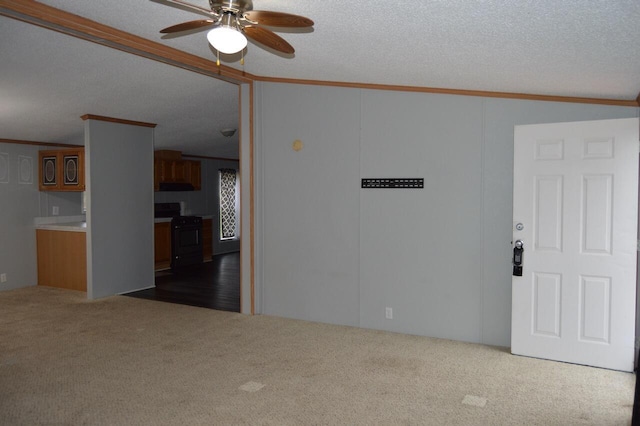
<box><xmin>126</xmin><ymin>252</ymin><xmax>240</xmax><ymax>311</ymax></box>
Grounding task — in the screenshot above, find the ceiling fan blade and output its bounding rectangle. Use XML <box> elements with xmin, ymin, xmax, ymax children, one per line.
<box><xmin>243</xmin><ymin>10</ymin><xmax>314</xmax><ymax>27</ymax></box>
<box><xmin>158</xmin><ymin>0</ymin><xmax>217</xmax><ymax>16</ymax></box>
<box><xmin>243</xmin><ymin>26</ymin><xmax>295</xmax><ymax>54</ymax></box>
<box><xmin>160</xmin><ymin>19</ymin><xmax>215</xmax><ymax>33</ymax></box>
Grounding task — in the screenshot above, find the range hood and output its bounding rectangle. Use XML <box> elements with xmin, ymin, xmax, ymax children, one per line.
<box><xmin>158</xmin><ymin>182</ymin><xmax>195</xmax><ymax>192</ymax></box>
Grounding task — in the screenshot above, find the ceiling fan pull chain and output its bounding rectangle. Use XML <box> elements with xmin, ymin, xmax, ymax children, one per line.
<box><xmin>216</xmin><ymin>50</ymin><xmax>220</xmax><ymax>67</ymax></box>
<box><xmin>241</xmin><ymin>50</ymin><xmax>245</xmax><ymax>66</ymax></box>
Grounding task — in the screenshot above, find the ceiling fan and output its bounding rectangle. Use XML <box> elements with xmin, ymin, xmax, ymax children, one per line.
<box><xmin>158</xmin><ymin>0</ymin><xmax>314</xmax><ymax>57</ymax></box>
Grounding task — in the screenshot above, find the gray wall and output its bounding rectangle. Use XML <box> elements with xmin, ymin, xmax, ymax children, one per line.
<box><xmin>154</xmin><ymin>157</ymin><xmax>240</xmax><ymax>255</ymax></box>
<box><xmin>85</xmin><ymin>119</ymin><xmax>154</xmax><ymax>299</ymax></box>
<box><xmin>0</xmin><ymin>142</ymin><xmax>83</xmax><ymax>291</ymax></box>
<box><xmin>255</xmin><ymin>81</ymin><xmax>639</xmax><ymax>347</ymax></box>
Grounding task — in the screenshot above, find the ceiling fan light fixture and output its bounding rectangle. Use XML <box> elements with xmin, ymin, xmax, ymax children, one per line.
<box><xmin>207</xmin><ymin>14</ymin><xmax>247</xmax><ymax>54</ymax></box>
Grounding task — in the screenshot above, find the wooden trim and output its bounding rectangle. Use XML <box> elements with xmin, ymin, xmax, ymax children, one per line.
<box><xmin>239</xmin><ymin>85</ymin><xmax>244</xmax><ymax>314</ymax></box>
<box><xmin>236</xmin><ymin>82</ymin><xmax>255</xmax><ymax>315</ymax></box>
<box><xmin>249</xmin><ymin>82</ymin><xmax>255</xmax><ymax>316</ymax></box>
<box><xmin>182</xmin><ymin>154</ymin><xmax>239</xmax><ymax>162</ymax></box>
<box><xmin>0</xmin><ymin>138</ymin><xmax>82</xmax><ymax>148</ymax></box>
<box><xmin>0</xmin><ymin>0</ymin><xmax>255</xmax><ymax>85</ymax></box>
<box><xmin>637</xmin><ymin>91</ymin><xmax>640</xmax><ymax>105</ymax></box>
<box><xmin>80</xmin><ymin>114</ymin><xmax>157</xmax><ymax>128</ymax></box>
<box><xmin>237</xmin><ymin>83</ymin><xmax>255</xmax><ymax>315</ymax></box>
<box><xmin>254</xmin><ymin>76</ymin><xmax>640</xmax><ymax>108</ymax></box>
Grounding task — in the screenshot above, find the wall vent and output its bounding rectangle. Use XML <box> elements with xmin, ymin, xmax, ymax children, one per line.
<box><xmin>361</xmin><ymin>178</ymin><xmax>424</xmax><ymax>189</ymax></box>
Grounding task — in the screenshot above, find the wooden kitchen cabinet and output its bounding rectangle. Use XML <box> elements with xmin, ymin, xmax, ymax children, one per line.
<box><xmin>153</xmin><ymin>158</ymin><xmax>164</xmax><ymax>191</ymax></box>
<box><xmin>154</xmin><ymin>222</ymin><xmax>172</xmax><ymax>270</ymax></box>
<box><xmin>36</xmin><ymin>229</ymin><xmax>87</xmax><ymax>291</ymax></box>
<box><xmin>187</xmin><ymin>160</ymin><xmax>201</xmax><ymax>190</ymax></box>
<box><xmin>39</xmin><ymin>148</ymin><xmax>85</xmax><ymax>191</ymax></box>
<box><xmin>171</xmin><ymin>160</ymin><xmax>189</xmax><ymax>182</ymax></box>
<box><xmin>203</xmin><ymin>218</ymin><xmax>212</xmax><ymax>261</ymax></box>
<box><xmin>153</xmin><ymin>152</ymin><xmax>201</xmax><ymax>191</ymax></box>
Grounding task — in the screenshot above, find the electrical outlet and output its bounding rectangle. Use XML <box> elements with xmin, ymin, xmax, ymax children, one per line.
<box><xmin>52</xmin><ymin>206</ymin><xmax>59</xmax><ymax>216</ymax></box>
<box><xmin>385</xmin><ymin>307</ymin><xmax>393</xmax><ymax>320</ymax></box>
<box><xmin>0</xmin><ymin>273</ymin><xmax>6</xmax><ymax>283</ymax></box>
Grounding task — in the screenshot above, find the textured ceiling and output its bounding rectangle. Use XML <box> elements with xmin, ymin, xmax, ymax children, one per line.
<box><xmin>1</xmin><ymin>0</ymin><xmax>639</xmax><ymax>158</ymax></box>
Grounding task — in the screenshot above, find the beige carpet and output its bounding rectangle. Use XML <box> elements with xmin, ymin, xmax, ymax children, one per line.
<box><xmin>0</xmin><ymin>286</ymin><xmax>634</xmax><ymax>425</ymax></box>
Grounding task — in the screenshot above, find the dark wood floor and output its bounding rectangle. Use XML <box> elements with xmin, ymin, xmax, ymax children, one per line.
<box><xmin>124</xmin><ymin>252</ymin><xmax>240</xmax><ymax>312</ymax></box>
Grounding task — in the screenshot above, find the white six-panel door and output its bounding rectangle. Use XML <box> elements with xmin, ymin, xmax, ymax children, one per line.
<box><xmin>511</xmin><ymin>117</ymin><xmax>639</xmax><ymax>372</ymax></box>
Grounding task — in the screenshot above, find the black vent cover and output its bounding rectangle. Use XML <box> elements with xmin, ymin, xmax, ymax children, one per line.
<box><xmin>361</xmin><ymin>178</ymin><xmax>424</xmax><ymax>189</ymax></box>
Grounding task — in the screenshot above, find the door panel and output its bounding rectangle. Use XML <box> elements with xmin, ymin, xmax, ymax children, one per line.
<box><xmin>534</xmin><ymin>175</ymin><xmax>563</xmax><ymax>251</ymax></box>
<box><xmin>581</xmin><ymin>174</ymin><xmax>613</xmax><ymax>254</ymax></box>
<box><xmin>579</xmin><ymin>275</ymin><xmax>610</xmax><ymax>343</ymax></box>
<box><xmin>512</xmin><ymin>117</ymin><xmax>638</xmax><ymax>372</ymax></box>
<box><xmin>532</xmin><ymin>272</ymin><xmax>561</xmax><ymax>337</ymax></box>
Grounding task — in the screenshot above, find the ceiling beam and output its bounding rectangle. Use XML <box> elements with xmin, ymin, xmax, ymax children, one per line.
<box><xmin>0</xmin><ymin>0</ymin><xmax>255</xmax><ymax>85</ymax></box>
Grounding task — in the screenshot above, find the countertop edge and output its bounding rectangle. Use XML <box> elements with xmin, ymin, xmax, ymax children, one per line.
<box><xmin>35</xmin><ymin>222</ymin><xmax>87</xmax><ymax>232</ymax></box>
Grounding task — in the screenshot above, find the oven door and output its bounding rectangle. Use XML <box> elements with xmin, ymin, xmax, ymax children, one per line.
<box><xmin>171</xmin><ymin>218</ymin><xmax>203</xmax><ymax>268</ymax></box>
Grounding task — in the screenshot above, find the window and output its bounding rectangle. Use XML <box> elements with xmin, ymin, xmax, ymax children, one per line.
<box><xmin>219</xmin><ymin>168</ymin><xmax>238</xmax><ymax>240</ymax></box>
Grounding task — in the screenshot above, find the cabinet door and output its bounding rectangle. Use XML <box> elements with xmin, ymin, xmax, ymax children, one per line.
<box><xmin>60</xmin><ymin>150</ymin><xmax>85</xmax><ymax>191</ymax></box>
<box><xmin>154</xmin><ymin>222</ymin><xmax>172</xmax><ymax>270</ymax></box>
<box><xmin>202</xmin><ymin>218</ymin><xmax>213</xmax><ymax>260</ymax></box>
<box><xmin>37</xmin><ymin>229</ymin><xmax>87</xmax><ymax>291</ymax></box>
<box><xmin>154</xmin><ymin>159</ymin><xmax>164</xmax><ymax>191</ymax></box>
<box><xmin>189</xmin><ymin>160</ymin><xmax>202</xmax><ymax>190</ymax></box>
<box><xmin>171</xmin><ymin>160</ymin><xmax>189</xmax><ymax>182</ymax></box>
<box><xmin>75</xmin><ymin>149</ymin><xmax>85</xmax><ymax>190</ymax></box>
<box><xmin>39</xmin><ymin>151</ymin><xmax>59</xmax><ymax>190</ymax></box>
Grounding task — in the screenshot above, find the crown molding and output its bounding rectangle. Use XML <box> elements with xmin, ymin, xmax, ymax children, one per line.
<box><xmin>0</xmin><ymin>138</ymin><xmax>82</xmax><ymax>148</ymax></box>
<box><xmin>254</xmin><ymin>76</ymin><xmax>640</xmax><ymax>108</ymax></box>
<box><xmin>80</xmin><ymin>114</ymin><xmax>157</xmax><ymax>128</ymax></box>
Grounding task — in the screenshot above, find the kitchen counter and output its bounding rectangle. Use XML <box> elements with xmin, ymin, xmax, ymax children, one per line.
<box><xmin>35</xmin><ymin>215</ymin><xmax>212</xmax><ymax>229</ymax></box>
<box><xmin>35</xmin><ymin>222</ymin><xmax>86</xmax><ymax>232</ymax></box>
<box><xmin>34</xmin><ymin>215</ymin><xmax>87</xmax><ymax>232</ymax></box>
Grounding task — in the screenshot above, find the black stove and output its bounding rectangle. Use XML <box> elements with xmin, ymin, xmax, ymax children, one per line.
<box><xmin>155</xmin><ymin>203</ymin><xmax>203</xmax><ymax>269</ymax></box>
<box><xmin>170</xmin><ymin>215</ymin><xmax>203</xmax><ymax>268</ymax></box>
